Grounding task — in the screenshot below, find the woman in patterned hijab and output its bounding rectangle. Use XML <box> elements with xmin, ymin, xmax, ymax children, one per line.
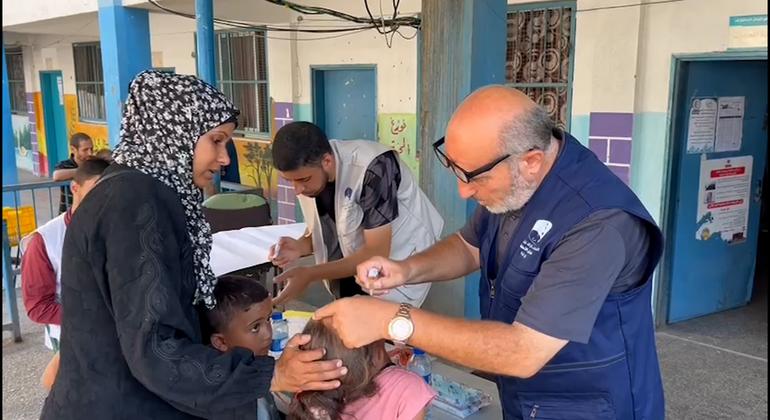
<box><xmin>113</xmin><ymin>70</ymin><xmax>238</xmax><ymax>308</ymax></box>
<box><xmin>42</xmin><ymin>70</ymin><xmax>346</xmax><ymax>420</ymax></box>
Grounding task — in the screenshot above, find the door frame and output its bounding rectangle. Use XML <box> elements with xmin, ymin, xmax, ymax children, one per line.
<box><xmin>39</xmin><ymin>70</ymin><xmax>68</xmax><ymax>173</ymax></box>
<box><xmin>310</xmin><ymin>64</ymin><xmax>378</xmax><ymax>136</ymax></box>
<box><xmin>655</xmin><ymin>49</ymin><xmax>769</xmax><ymax>326</ymax></box>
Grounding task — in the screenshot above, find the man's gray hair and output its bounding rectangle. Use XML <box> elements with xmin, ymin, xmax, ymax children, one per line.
<box><xmin>498</xmin><ymin>105</ymin><xmax>555</xmax><ymax>156</ymax></box>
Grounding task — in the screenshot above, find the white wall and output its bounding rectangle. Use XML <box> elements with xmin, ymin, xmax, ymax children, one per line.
<box><xmin>3</xmin><ymin>32</ymin><xmax>94</xmax><ymax>94</ymax></box>
<box><xmin>570</xmin><ymin>0</ymin><xmax>768</xmax><ymax>115</ymax></box>
<box><xmin>266</xmin><ymin>35</ymin><xmax>293</xmax><ymax>104</ymax></box>
<box><xmin>5</xmin><ymin>0</ymin><xmax>422</xmax><ymax>115</ymax></box>
<box><xmin>293</xmin><ymin>24</ymin><xmax>419</xmax><ymax>113</ymax></box>
<box><xmin>635</xmin><ymin>0</ymin><xmax>768</xmax><ymax>113</ymax></box>
<box><xmin>148</xmin><ymin>13</ymin><xmax>197</xmax><ymax>76</ymax></box>
<box><xmin>571</xmin><ymin>0</ymin><xmax>642</xmax><ymax>115</ymax></box>
<box><xmin>124</xmin><ymin>0</ymin><xmax>294</xmax><ymax>24</ymax></box>
<box><xmin>2</xmin><ymin>0</ymin><xmax>97</xmax><ymax>27</ymax></box>
<box><xmin>269</xmin><ymin>0</ymin><xmax>421</xmax><ymax>114</ymax></box>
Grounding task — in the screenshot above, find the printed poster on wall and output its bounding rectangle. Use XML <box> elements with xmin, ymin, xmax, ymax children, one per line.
<box><xmin>695</xmin><ymin>155</ymin><xmax>753</xmax><ymax>244</ymax></box>
<box><xmin>714</xmin><ymin>96</ymin><xmax>745</xmax><ymax>152</ymax></box>
<box><xmin>686</xmin><ymin>97</ymin><xmax>718</xmax><ymax>153</ymax></box>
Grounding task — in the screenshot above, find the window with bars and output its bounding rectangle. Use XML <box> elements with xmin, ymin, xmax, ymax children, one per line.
<box><xmin>216</xmin><ymin>31</ymin><xmax>270</xmax><ymax>137</ymax></box>
<box><xmin>73</xmin><ymin>43</ymin><xmax>106</xmax><ymax>122</ymax></box>
<box><xmin>506</xmin><ymin>2</ymin><xmax>575</xmax><ymax>130</ymax></box>
<box><xmin>5</xmin><ymin>47</ymin><xmax>27</xmax><ymax>114</ymax></box>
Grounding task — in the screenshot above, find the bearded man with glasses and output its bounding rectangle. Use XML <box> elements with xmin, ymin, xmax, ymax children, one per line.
<box><xmin>314</xmin><ymin>85</ymin><xmax>666</xmax><ymax>419</ymax></box>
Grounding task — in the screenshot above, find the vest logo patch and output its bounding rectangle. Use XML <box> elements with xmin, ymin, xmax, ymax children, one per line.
<box><xmin>344</xmin><ymin>187</ymin><xmax>353</xmax><ymax>200</ymax></box>
<box><xmin>529</xmin><ymin>220</ymin><xmax>553</xmax><ymax>244</ymax></box>
<box><xmin>519</xmin><ymin>219</ymin><xmax>553</xmax><ymax>259</ymax></box>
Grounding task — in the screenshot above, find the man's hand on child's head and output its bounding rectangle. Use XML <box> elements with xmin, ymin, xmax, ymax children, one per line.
<box><xmin>313</xmin><ymin>296</ymin><xmax>396</xmax><ymax>349</ymax></box>
<box><xmin>270</xmin><ymin>334</ymin><xmax>347</xmax><ymax>393</ymax></box>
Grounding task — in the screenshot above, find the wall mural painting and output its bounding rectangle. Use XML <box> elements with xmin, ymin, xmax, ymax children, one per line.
<box><xmin>234</xmin><ymin>138</ymin><xmax>278</xmax><ymax>201</ymax></box>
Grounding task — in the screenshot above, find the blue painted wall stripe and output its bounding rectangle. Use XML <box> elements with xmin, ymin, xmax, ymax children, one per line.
<box><xmin>2</xmin><ymin>45</ymin><xmax>19</xmax><ymax>205</ymax></box>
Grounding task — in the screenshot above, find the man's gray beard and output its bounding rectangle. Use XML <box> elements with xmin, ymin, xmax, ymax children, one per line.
<box><xmin>484</xmin><ymin>168</ymin><xmax>538</xmax><ymax>214</ymax></box>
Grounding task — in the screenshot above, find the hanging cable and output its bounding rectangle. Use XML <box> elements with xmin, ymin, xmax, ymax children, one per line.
<box><xmin>147</xmin><ymin>0</ymin><xmax>421</xmax><ymax>47</ymax></box>
<box><xmin>148</xmin><ymin>0</ymin><xmax>382</xmax><ymax>33</ymax></box>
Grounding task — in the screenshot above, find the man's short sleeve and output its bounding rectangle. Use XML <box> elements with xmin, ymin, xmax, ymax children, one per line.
<box><xmin>459</xmin><ymin>206</ymin><xmax>487</xmax><ymax>248</ymax></box>
<box><xmin>514</xmin><ymin>210</ymin><xmax>642</xmax><ymax>343</ymax></box>
<box><xmin>360</xmin><ymin>151</ymin><xmax>401</xmax><ymax>230</ymax></box>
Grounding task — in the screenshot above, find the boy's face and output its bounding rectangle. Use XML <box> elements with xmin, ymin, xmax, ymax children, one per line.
<box><xmin>211</xmin><ymin>299</ymin><xmax>273</xmax><ymax>356</ymax></box>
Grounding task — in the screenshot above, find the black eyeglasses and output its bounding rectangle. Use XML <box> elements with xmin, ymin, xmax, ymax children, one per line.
<box><xmin>432</xmin><ymin>137</ymin><xmax>511</xmax><ymax>183</ymax></box>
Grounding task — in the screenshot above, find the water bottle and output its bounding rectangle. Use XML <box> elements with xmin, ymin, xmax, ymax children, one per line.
<box><xmin>408</xmin><ymin>347</ymin><xmax>432</xmax><ymax>385</ymax></box>
<box><xmin>269</xmin><ymin>312</ymin><xmax>289</xmax><ymax>358</ymax></box>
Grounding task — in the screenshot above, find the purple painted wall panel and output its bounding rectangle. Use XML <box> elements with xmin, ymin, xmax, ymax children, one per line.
<box><xmin>589</xmin><ymin>138</ymin><xmax>608</xmax><ymax>161</ymax></box>
<box><xmin>27</xmin><ymin>93</ymin><xmax>40</xmax><ymax>176</ymax></box>
<box><xmin>589</xmin><ymin>112</ymin><xmax>633</xmax><ymax>138</ymax></box>
<box><xmin>608</xmin><ymin>139</ymin><xmax>632</xmax><ymax>165</ymax></box>
<box><xmin>274</xmin><ymin>102</ymin><xmax>296</xmax><ymax>224</ymax></box>
<box><xmin>589</xmin><ymin>112</ymin><xmax>633</xmax><ymax>186</ymax></box>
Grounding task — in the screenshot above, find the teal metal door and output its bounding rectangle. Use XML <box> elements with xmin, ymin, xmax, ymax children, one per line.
<box><xmin>39</xmin><ymin>71</ymin><xmax>68</xmax><ymax>170</ymax></box>
<box><xmin>312</xmin><ymin>67</ymin><xmax>376</xmax><ymax>140</ymax></box>
<box><xmin>667</xmin><ymin>59</ymin><xmax>768</xmax><ymax>323</ymax></box>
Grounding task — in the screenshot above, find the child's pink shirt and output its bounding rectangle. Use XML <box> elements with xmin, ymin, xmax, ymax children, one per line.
<box><xmin>342</xmin><ymin>366</ymin><xmax>437</xmax><ymax>420</ymax></box>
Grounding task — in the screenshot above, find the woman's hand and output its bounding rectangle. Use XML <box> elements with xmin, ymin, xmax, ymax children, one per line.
<box><xmin>270</xmin><ymin>334</ymin><xmax>347</xmax><ymax>393</ymax></box>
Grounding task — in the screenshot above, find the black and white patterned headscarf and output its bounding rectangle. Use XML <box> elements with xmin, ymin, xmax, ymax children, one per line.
<box><xmin>113</xmin><ymin>70</ymin><xmax>239</xmax><ymax>309</ymax></box>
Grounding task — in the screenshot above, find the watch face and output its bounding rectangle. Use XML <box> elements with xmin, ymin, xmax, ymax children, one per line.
<box><xmin>390</xmin><ymin>317</ymin><xmax>414</xmax><ymax>341</ymax></box>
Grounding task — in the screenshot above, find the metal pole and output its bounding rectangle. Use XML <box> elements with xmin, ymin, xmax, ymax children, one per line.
<box><xmin>2</xmin><ymin>221</ymin><xmax>22</xmax><ymax>342</ymax></box>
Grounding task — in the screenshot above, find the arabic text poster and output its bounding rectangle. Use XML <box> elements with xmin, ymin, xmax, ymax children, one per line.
<box><xmin>714</xmin><ymin>96</ymin><xmax>745</xmax><ymax>153</ymax></box>
<box><xmin>696</xmin><ymin>155</ymin><xmax>753</xmax><ymax>244</ymax></box>
<box><xmin>377</xmin><ymin>113</ymin><xmax>419</xmax><ymax>178</ymax></box>
<box><xmin>686</xmin><ymin>97</ymin><xmax>718</xmax><ymax>154</ymax></box>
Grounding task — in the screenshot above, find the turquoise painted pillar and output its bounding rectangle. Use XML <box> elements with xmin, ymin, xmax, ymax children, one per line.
<box><xmin>98</xmin><ymin>0</ymin><xmax>152</xmax><ymax>148</ymax></box>
<box><xmin>195</xmin><ymin>0</ymin><xmax>216</xmax><ymax>86</ymax></box>
<box><xmin>419</xmin><ymin>0</ymin><xmax>507</xmax><ymax>319</ymax></box>
<box><xmin>2</xmin><ymin>44</ymin><xmax>20</xmax><ymax>206</ymax></box>
<box><xmin>195</xmin><ymin>0</ymin><xmax>221</xmax><ymax>193</ymax></box>
<box><xmin>462</xmin><ymin>0</ymin><xmax>507</xmax><ymax>319</ymax></box>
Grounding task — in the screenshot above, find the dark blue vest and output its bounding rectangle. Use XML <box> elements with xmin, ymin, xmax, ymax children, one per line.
<box><xmin>477</xmin><ymin>133</ymin><xmax>665</xmax><ymax>419</ymax></box>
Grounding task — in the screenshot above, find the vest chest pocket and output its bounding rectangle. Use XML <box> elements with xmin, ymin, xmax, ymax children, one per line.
<box><xmin>336</xmin><ymin>204</ymin><xmax>364</xmax><ymax>253</ymax></box>
<box><xmin>487</xmin><ymin>265</ymin><xmax>536</xmax><ymax>323</ymax></box>
<box><xmin>518</xmin><ymin>392</ymin><xmax>616</xmax><ymax>419</ymax></box>
<box><xmin>499</xmin><ymin>265</ymin><xmax>538</xmax><ymax>299</ymax></box>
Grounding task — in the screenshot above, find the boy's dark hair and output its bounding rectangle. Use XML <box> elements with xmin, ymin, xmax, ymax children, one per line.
<box><xmin>69</xmin><ymin>132</ymin><xmax>92</xmax><ymax>149</ymax></box>
<box><xmin>271</xmin><ymin>121</ymin><xmax>332</xmax><ymax>171</ymax></box>
<box><xmin>94</xmin><ymin>148</ymin><xmax>113</xmax><ymax>161</ymax></box>
<box><xmin>73</xmin><ymin>157</ymin><xmax>110</xmax><ymax>185</ymax></box>
<box><xmin>205</xmin><ymin>275</ymin><xmax>270</xmax><ymax>334</ymax></box>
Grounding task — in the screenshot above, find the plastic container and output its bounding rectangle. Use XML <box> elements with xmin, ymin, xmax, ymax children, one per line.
<box><xmin>269</xmin><ymin>312</ymin><xmax>289</xmax><ymax>358</ymax></box>
<box><xmin>408</xmin><ymin>347</ymin><xmax>433</xmax><ymax>385</ymax></box>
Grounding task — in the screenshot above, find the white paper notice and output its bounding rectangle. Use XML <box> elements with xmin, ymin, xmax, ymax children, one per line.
<box><xmin>695</xmin><ymin>156</ymin><xmax>752</xmax><ymax>244</ymax></box>
<box><xmin>686</xmin><ymin>98</ymin><xmax>718</xmax><ymax>153</ymax></box>
<box><xmin>714</xmin><ymin>96</ymin><xmax>745</xmax><ymax>153</ymax></box>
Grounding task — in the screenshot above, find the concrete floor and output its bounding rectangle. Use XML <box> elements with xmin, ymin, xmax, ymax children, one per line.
<box><xmin>2</xmin><ymin>295</ymin><xmax>50</xmax><ymax>420</ymax></box>
<box><xmin>657</xmin><ymin>291</ymin><xmax>767</xmax><ymax>419</ymax></box>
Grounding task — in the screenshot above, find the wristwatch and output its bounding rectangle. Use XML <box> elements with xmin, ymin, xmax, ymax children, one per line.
<box><xmin>387</xmin><ymin>303</ymin><xmax>414</xmax><ymax>346</ymax></box>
